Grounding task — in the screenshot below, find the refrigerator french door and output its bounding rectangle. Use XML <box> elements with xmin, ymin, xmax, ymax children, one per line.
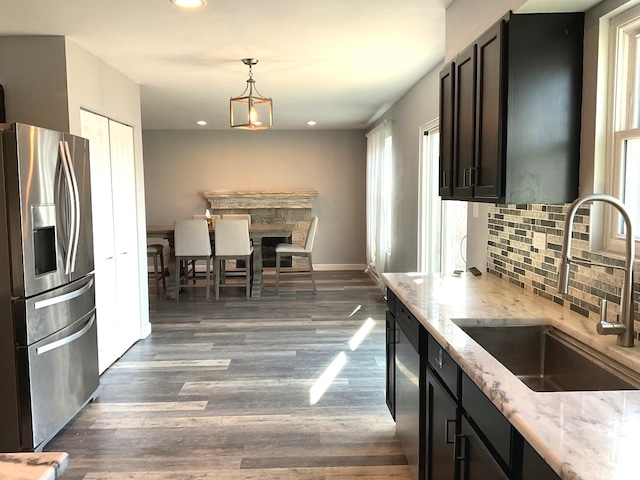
<box><xmin>0</xmin><ymin>123</ymin><xmax>99</xmax><ymax>452</ymax></box>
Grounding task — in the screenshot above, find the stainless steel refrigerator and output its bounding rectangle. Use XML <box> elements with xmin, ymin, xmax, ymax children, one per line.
<box><xmin>0</xmin><ymin>123</ymin><xmax>99</xmax><ymax>452</ymax></box>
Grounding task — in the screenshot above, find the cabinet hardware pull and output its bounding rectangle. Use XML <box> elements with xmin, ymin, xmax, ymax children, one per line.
<box><xmin>455</xmin><ymin>433</ymin><xmax>466</xmax><ymax>461</ymax></box>
<box><xmin>442</xmin><ymin>170</ymin><xmax>450</xmax><ymax>188</ymax></box>
<box><xmin>435</xmin><ymin>348</ymin><xmax>443</xmax><ymax>368</ymax></box>
<box><xmin>445</xmin><ymin>418</ymin><xmax>456</xmax><ymax>444</ymax></box>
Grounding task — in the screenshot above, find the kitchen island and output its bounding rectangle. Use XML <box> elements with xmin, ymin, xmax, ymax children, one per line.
<box><xmin>0</xmin><ymin>452</ymin><xmax>68</xmax><ymax>480</ymax></box>
<box><xmin>383</xmin><ymin>272</ymin><xmax>640</xmax><ymax>480</ymax></box>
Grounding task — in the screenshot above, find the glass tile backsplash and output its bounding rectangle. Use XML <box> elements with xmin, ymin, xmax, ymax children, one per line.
<box><xmin>487</xmin><ymin>204</ymin><xmax>640</xmax><ymax>331</ymax></box>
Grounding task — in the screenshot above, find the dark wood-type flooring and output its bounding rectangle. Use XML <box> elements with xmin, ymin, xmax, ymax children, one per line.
<box><xmin>46</xmin><ymin>270</ymin><xmax>411</xmax><ymax>479</ymax></box>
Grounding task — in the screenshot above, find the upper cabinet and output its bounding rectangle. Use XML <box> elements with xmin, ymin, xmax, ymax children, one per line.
<box><xmin>439</xmin><ymin>12</ymin><xmax>585</xmax><ymax>204</ymax></box>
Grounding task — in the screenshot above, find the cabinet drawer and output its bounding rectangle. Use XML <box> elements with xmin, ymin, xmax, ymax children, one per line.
<box><xmin>397</xmin><ymin>305</ymin><xmax>419</xmax><ymax>351</ymax></box>
<box><xmin>386</xmin><ymin>288</ymin><xmax>397</xmax><ymax>316</ymax></box>
<box><xmin>462</xmin><ymin>373</ymin><xmax>512</xmax><ymax>468</ymax></box>
<box><xmin>427</xmin><ymin>334</ymin><xmax>459</xmax><ymax>398</ymax></box>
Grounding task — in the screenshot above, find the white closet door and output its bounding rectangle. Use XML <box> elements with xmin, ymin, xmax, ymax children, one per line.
<box><xmin>108</xmin><ymin>119</ymin><xmax>141</xmax><ymax>354</ymax></box>
<box><xmin>80</xmin><ymin>110</ymin><xmax>119</xmax><ymax>374</ymax></box>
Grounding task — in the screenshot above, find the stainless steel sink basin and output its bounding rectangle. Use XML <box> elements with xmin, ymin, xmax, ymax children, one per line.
<box><xmin>459</xmin><ymin>324</ymin><xmax>640</xmax><ymax>392</ymax></box>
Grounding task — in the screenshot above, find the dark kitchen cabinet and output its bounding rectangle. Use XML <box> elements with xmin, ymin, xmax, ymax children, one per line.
<box><xmin>522</xmin><ymin>441</ymin><xmax>561</xmax><ymax>480</ymax></box>
<box><xmin>425</xmin><ymin>366</ymin><xmax>458</xmax><ymax>479</ymax></box>
<box><xmin>439</xmin><ymin>12</ymin><xmax>584</xmax><ymax>204</ymax></box>
<box><xmin>439</xmin><ymin>63</ymin><xmax>454</xmax><ymax>197</ymax></box>
<box><xmin>459</xmin><ymin>416</ymin><xmax>509</xmax><ymax>480</ymax></box>
<box><xmin>386</xmin><ymin>289</ymin><xmax>397</xmax><ymax>420</ymax></box>
<box><xmin>386</xmin><ymin>296</ymin><xmax>562</xmax><ymax>480</ymax></box>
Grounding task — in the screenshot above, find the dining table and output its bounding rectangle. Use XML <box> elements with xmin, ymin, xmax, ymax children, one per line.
<box><xmin>146</xmin><ymin>222</ymin><xmax>295</xmax><ymax>298</ymax></box>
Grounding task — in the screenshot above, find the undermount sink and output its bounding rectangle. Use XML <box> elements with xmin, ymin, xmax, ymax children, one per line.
<box><xmin>458</xmin><ymin>324</ymin><xmax>640</xmax><ymax>392</ymax></box>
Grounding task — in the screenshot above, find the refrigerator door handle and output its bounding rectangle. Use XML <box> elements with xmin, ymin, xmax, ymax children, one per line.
<box><xmin>63</xmin><ymin>140</ymin><xmax>81</xmax><ymax>273</ymax></box>
<box><xmin>58</xmin><ymin>141</ymin><xmax>76</xmax><ymax>275</ymax></box>
<box><xmin>34</xmin><ymin>277</ymin><xmax>94</xmax><ymax>310</ymax></box>
<box><xmin>36</xmin><ymin>313</ymin><xmax>96</xmax><ymax>356</ymax></box>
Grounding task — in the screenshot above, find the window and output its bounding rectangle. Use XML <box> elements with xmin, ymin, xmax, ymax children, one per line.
<box><xmin>418</xmin><ymin>120</ymin><xmax>468</xmax><ymax>274</ymax></box>
<box><xmin>366</xmin><ymin>120</ymin><xmax>392</xmax><ymax>287</ymax></box>
<box><xmin>418</xmin><ymin>121</ymin><xmax>441</xmax><ymax>273</ymax></box>
<box><xmin>606</xmin><ymin>5</ymin><xmax>640</xmax><ymax>253</ymax></box>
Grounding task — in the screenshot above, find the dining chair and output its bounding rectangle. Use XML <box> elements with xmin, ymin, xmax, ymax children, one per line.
<box><xmin>189</xmin><ymin>214</ymin><xmax>219</xmax><ymax>280</ymax></box>
<box><xmin>275</xmin><ymin>216</ymin><xmax>318</xmax><ymax>294</ymax></box>
<box><xmin>221</xmin><ymin>213</ymin><xmax>251</xmax><ymax>225</ymax></box>
<box><xmin>214</xmin><ymin>218</ymin><xmax>253</xmax><ymax>300</ymax></box>
<box><xmin>174</xmin><ymin>219</ymin><xmax>213</xmax><ymax>301</ymax></box>
<box><xmin>146</xmin><ymin>243</ymin><xmax>166</xmax><ymax>295</ymax></box>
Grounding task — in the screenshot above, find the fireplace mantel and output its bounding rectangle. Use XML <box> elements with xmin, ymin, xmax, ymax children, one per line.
<box><xmin>203</xmin><ymin>190</ymin><xmax>318</xmax><ymax>210</ymax></box>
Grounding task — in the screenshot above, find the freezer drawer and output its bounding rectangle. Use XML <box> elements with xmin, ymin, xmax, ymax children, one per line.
<box><xmin>16</xmin><ymin>309</ymin><xmax>99</xmax><ymax>450</ymax></box>
<box><xmin>13</xmin><ymin>275</ymin><xmax>95</xmax><ymax>346</ymax></box>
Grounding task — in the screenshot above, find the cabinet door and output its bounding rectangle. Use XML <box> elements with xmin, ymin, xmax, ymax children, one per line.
<box><xmin>109</xmin><ymin>120</ymin><xmax>141</xmax><ymax>354</ymax></box>
<box><xmin>426</xmin><ymin>368</ymin><xmax>457</xmax><ymax>480</ymax></box>
<box><xmin>80</xmin><ymin>110</ymin><xmax>119</xmax><ymax>374</ymax></box>
<box><xmin>386</xmin><ymin>310</ymin><xmax>396</xmax><ymax>420</ymax></box>
<box><xmin>439</xmin><ymin>62</ymin><xmax>455</xmax><ymax>198</ymax></box>
<box><xmin>522</xmin><ymin>441</ymin><xmax>560</xmax><ymax>480</ymax></box>
<box><xmin>452</xmin><ymin>45</ymin><xmax>476</xmax><ymax>199</ymax></box>
<box><xmin>474</xmin><ymin>20</ymin><xmax>504</xmax><ymax>199</ymax></box>
<box><xmin>459</xmin><ymin>417</ymin><xmax>509</xmax><ymax>480</ymax></box>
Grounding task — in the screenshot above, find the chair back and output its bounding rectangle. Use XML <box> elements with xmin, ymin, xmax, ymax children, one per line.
<box><xmin>222</xmin><ymin>213</ymin><xmax>252</xmax><ymax>225</ymax></box>
<box><xmin>174</xmin><ymin>219</ymin><xmax>211</xmax><ymax>257</ymax></box>
<box><xmin>304</xmin><ymin>216</ymin><xmax>318</xmax><ymax>252</ymax></box>
<box><xmin>215</xmin><ymin>219</ymin><xmax>252</xmax><ymax>256</ymax></box>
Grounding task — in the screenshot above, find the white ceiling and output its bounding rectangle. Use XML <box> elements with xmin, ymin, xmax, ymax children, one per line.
<box><xmin>0</xmin><ymin>0</ymin><xmax>455</xmax><ymax>130</ymax></box>
<box><xmin>0</xmin><ymin>0</ymin><xmax>603</xmax><ymax>131</ymax></box>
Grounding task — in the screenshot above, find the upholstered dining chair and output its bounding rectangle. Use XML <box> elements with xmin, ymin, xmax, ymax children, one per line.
<box><xmin>275</xmin><ymin>216</ymin><xmax>318</xmax><ymax>294</ymax></box>
<box><xmin>189</xmin><ymin>214</ymin><xmax>219</xmax><ymax>280</ymax></box>
<box><xmin>214</xmin><ymin>218</ymin><xmax>254</xmax><ymax>300</ymax></box>
<box><xmin>221</xmin><ymin>213</ymin><xmax>251</xmax><ymax>225</ymax></box>
<box><xmin>174</xmin><ymin>219</ymin><xmax>213</xmax><ymax>301</ymax></box>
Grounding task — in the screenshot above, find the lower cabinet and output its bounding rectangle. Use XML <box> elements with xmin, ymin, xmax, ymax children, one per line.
<box><xmin>522</xmin><ymin>441</ymin><xmax>561</xmax><ymax>480</ymax></box>
<box><xmin>425</xmin><ymin>368</ymin><xmax>458</xmax><ymax>479</ymax></box>
<box><xmin>386</xmin><ymin>293</ymin><xmax>561</xmax><ymax>480</ymax></box>
<box><xmin>459</xmin><ymin>416</ymin><xmax>509</xmax><ymax>480</ymax></box>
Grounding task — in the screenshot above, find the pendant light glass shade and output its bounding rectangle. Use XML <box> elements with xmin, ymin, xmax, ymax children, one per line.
<box><xmin>230</xmin><ymin>59</ymin><xmax>273</xmax><ymax>130</ymax></box>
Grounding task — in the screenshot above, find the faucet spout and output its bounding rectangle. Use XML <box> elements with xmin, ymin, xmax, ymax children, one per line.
<box><xmin>558</xmin><ymin>194</ymin><xmax>636</xmax><ymax>347</ymax></box>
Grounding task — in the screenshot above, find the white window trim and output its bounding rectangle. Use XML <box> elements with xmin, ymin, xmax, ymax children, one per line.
<box><xmin>417</xmin><ymin>119</ymin><xmax>441</xmax><ymax>273</ymax></box>
<box><xmin>603</xmin><ymin>3</ymin><xmax>640</xmax><ymax>257</ymax></box>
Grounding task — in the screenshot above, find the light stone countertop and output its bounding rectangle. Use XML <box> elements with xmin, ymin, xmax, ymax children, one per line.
<box><xmin>0</xmin><ymin>453</ymin><xmax>68</xmax><ymax>480</ymax></box>
<box><xmin>383</xmin><ymin>272</ymin><xmax>640</xmax><ymax>480</ymax></box>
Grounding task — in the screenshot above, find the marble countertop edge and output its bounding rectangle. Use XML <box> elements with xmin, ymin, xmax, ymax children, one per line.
<box><xmin>0</xmin><ymin>452</ymin><xmax>69</xmax><ymax>480</ymax></box>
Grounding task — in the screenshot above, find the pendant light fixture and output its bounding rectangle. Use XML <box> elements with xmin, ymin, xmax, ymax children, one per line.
<box><xmin>230</xmin><ymin>58</ymin><xmax>273</xmax><ymax>130</ymax></box>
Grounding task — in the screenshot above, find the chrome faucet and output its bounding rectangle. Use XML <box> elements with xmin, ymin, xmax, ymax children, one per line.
<box><xmin>558</xmin><ymin>193</ymin><xmax>636</xmax><ymax>347</ymax></box>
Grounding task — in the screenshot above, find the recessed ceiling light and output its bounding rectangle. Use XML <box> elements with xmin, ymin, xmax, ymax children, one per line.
<box><xmin>306</xmin><ymin>121</ymin><xmax>317</xmax><ymax>126</ymax></box>
<box><xmin>170</xmin><ymin>0</ymin><xmax>207</xmax><ymax>9</ymax></box>
<box><xmin>196</xmin><ymin>120</ymin><xmax>207</xmax><ymax>126</ymax></box>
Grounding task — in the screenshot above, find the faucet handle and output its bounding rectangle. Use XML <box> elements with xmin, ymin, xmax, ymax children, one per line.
<box><xmin>597</xmin><ymin>298</ymin><xmax>626</xmax><ymax>336</ymax></box>
<box><xmin>600</xmin><ymin>299</ymin><xmax>608</xmax><ymax>323</ymax></box>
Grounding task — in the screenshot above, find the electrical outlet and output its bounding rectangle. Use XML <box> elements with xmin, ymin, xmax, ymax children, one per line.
<box><xmin>533</xmin><ymin>231</ymin><xmax>546</xmax><ymax>250</ymax></box>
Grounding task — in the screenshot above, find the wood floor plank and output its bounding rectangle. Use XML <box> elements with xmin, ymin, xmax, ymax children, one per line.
<box><xmin>45</xmin><ymin>271</ymin><xmax>410</xmax><ymax>479</ymax></box>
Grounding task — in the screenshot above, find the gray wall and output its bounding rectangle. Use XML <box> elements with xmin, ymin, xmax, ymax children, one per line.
<box><xmin>142</xmin><ymin>129</ymin><xmax>367</xmax><ymax>267</ymax></box>
<box><xmin>370</xmin><ymin>68</ymin><xmax>441</xmax><ymax>272</ymax></box>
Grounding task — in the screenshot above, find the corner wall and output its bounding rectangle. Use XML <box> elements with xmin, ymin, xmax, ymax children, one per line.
<box><xmin>0</xmin><ymin>36</ymin><xmax>70</xmax><ymax>132</ymax></box>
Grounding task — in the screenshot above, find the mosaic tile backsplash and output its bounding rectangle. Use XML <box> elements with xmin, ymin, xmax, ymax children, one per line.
<box><xmin>487</xmin><ymin>204</ymin><xmax>640</xmax><ymax>331</ymax></box>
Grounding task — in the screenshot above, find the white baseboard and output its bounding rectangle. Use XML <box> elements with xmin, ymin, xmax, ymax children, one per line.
<box><xmin>140</xmin><ymin>322</ymin><xmax>152</xmax><ymax>339</ymax></box>
<box><xmin>177</xmin><ymin>263</ymin><xmax>367</xmax><ymax>274</ymax></box>
<box><xmin>314</xmin><ymin>264</ymin><xmax>367</xmax><ymax>271</ymax></box>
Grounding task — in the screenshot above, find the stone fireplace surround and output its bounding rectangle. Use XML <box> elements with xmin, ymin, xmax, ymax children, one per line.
<box><xmin>203</xmin><ymin>190</ymin><xmax>318</xmax><ymax>269</ymax></box>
